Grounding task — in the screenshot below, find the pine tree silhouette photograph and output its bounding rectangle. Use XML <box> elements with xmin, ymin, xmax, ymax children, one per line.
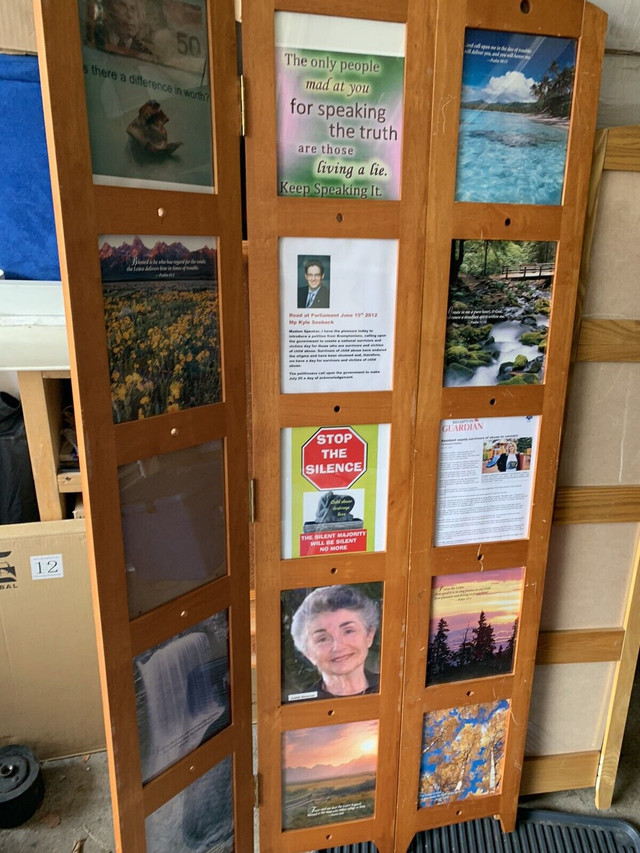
<box><xmin>426</xmin><ymin>568</ymin><xmax>523</xmax><ymax>686</ymax></box>
<box><xmin>418</xmin><ymin>699</ymin><xmax>509</xmax><ymax>808</ymax></box>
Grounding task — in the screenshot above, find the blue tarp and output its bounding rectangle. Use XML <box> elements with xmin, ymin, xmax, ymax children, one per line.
<box><xmin>0</xmin><ymin>54</ymin><xmax>60</xmax><ymax>281</ymax></box>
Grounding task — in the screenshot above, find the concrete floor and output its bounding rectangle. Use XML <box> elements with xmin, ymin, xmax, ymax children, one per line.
<box><xmin>2</xmin><ymin>663</ymin><xmax>638</xmax><ymax>853</ymax></box>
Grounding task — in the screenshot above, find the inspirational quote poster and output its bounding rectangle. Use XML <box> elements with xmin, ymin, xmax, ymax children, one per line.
<box><xmin>434</xmin><ymin>416</ymin><xmax>539</xmax><ymax>547</ymax></box>
<box><xmin>281</xmin><ymin>423</ymin><xmax>390</xmax><ymax>559</ymax></box>
<box><xmin>279</xmin><ymin>237</ymin><xmax>398</xmax><ymax>393</ymax></box>
<box><xmin>445</xmin><ymin>239</ymin><xmax>555</xmax><ymax>387</ymax></box>
<box><xmin>99</xmin><ymin>234</ymin><xmax>221</xmax><ymax>424</ymax></box>
<box><xmin>78</xmin><ymin>0</ymin><xmax>214</xmax><ymax>192</ymax></box>
<box><xmin>275</xmin><ymin>12</ymin><xmax>406</xmax><ymax>200</ymax></box>
<box><xmin>282</xmin><ymin>720</ymin><xmax>379</xmax><ymax>830</ymax></box>
<box><xmin>456</xmin><ymin>29</ymin><xmax>576</xmax><ymax>205</ymax></box>
<box><xmin>426</xmin><ymin>568</ymin><xmax>524</xmax><ymax>686</ymax></box>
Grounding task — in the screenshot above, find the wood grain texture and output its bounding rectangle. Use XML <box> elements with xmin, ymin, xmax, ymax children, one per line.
<box><xmin>554</xmin><ymin>486</ymin><xmax>640</xmax><ymax>524</ymax></box>
<box><xmin>576</xmin><ymin>320</ymin><xmax>640</xmax><ymax>362</ymax></box>
<box><xmin>18</xmin><ymin>371</ymin><xmax>67</xmax><ymax>520</ymax></box>
<box><xmin>595</xmin><ymin>533</ymin><xmax>640</xmax><ymax>808</ymax></box>
<box><xmin>535</xmin><ymin>629</ymin><xmax>624</xmax><ymax>665</ymax></box>
<box><xmin>520</xmin><ymin>751</ymin><xmax>599</xmax><ymax>795</ymax></box>
<box><xmin>395</xmin><ymin>0</ymin><xmax>608</xmax><ymax>845</ymax></box>
<box><xmin>34</xmin><ymin>2</ymin><xmax>254</xmax><ymax>850</ymax></box>
<box><xmin>603</xmin><ymin>125</ymin><xmax>640</xmax><ymax>172</ymax></box>
<box><xmin>245</xmin><ymin>2</ymin><xmax>434</xmax><ymax>850</ymax></box>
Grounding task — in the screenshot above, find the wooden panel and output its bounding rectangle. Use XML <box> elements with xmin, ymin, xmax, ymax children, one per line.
<box><xmin>554</xmin><ymin>486</ymin><xmax>640</xmax><ymax>524</ymax></box>
<box><xmin>576</xmin><ymin>319</ymin><xmax>640</xmax><ymax>362</ymax></box>
<box><xmin>452</xmin><ymin>204</ymin><xmax>563</xmax><ymax>242</ymax></box>
<box><xmin>394</xmin><ymin>0</ymin><xmax>607</xmax><ymax>846</ymax></box>
<box><xmin>34</xmin><ymin>2</ymin><xmax>254</xmax><ymax>851</ymax></box>
<box><xmin>18</xmin><ymin>371</ymin><xmax>66</xmax><ymax>521</ymax></box>
<box><xmin>535</xmin><ymin>629</ymin><xmax>624</xmax><ymax>665</ymax></box>
<box><xmin>603</xmin><ymin>125</ymin><xmax>640</xmax><ymax>172</ymax></box>
<box><xmin>245</xmin><ymin>2</ymin><xmax>435</xmax><ymax>850</ymax></box>
<box><xmin>595</xmin><ymin>532</ymin><xmax>640</xmax><ymax>808</ymax></box>
<box><xmin>467</xmin><ymin>0</ymin><xmax>584</xmax><ymax>38</ymax></box>
<box><xmin>520</xmin><ymin>751</ymin><xmax>599</xmax><ymax>795</ymax></box>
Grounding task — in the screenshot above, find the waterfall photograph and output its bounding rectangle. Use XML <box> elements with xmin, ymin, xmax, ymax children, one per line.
<box><xmin>145</xmin><ymin>755</ymin><xmax>234</xmax><ymax>853</ymax></box>
<box><xmin>134</xmin><ymin>610</ymin><xmax>231</xmax><ymax>784</ymax></box>
<box><xmin>444</xmin><ymin>239</ymin><xmax>555</xmax><ymax>388</ymax></box>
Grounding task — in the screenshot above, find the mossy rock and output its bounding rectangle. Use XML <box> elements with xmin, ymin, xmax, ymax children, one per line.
<box><xmin>498</xmin><ymin>373</ymin><xmax>540</xmax><ymax>386</ymax></box>
<box><xmin>538</xmin><ymin>340</ymin><xmax>547</xmax><ymax>353</ymax></box>
<box><xmin>445</xmin><ymin>345</ymin><xmax>469</xmax><ymax>361</ymax></box>
<box><xmin>446</xmin><ymin>363</ymin><xmax>474</xmax><ymax>382</ymax></box>
<box><xmin>513</xmin><ymin>354</ymin><xmax>529</xmax><ymax>370</ymax></box>
<box><xmin>534</xmin><ymin>299</ymin><xmax>551</xmax><ymax>315</ymax></box>
<box><xmin>521</xmin><ymin>331</ymin><xmax>546</xmax><ymax>346</ymax></box>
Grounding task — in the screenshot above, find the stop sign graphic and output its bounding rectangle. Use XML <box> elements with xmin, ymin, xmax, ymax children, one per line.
<box><xmin>301</xmin><ymin>427</ymin><xmax>368</xmax><ymax>490</ymax></box>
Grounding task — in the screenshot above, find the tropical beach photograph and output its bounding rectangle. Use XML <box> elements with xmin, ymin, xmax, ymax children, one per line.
<box><xmin>445</xmin><ymin>239</ymin><xmax>554</xmax><ymax>387</ymax></box>
<box><xmin>426</xmin><ymin>569</ymin><xmax>524</xmax><ymax>686</ymax></box>
<box><xmin>419</xmin><ymin>700</ymin><xmax>509</xmax><ymax>808</ymax></box>
<box><xmin>456</xmin><ymin>29</ymin><xmax>577</xmax><ymax>204</ymax></box>
<box><xmin>282</xmin><ymin>720</ymin><xmax>379</xmax><ymax>830</ymax></box>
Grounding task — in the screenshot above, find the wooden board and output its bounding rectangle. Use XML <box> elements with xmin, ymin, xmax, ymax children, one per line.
<box><xmin>394</xmin><ymin>1</ymin><xmax>607</xmax><ymax>849</ymax></box>
<box><xmin>244</xmin><ymin>2</ymin><xmax>433</xmax><ymax>851</ymax></box>
<box><xmin>33</xmin><ymin>2</ymin><xmax>254</xmax><ymax>850</ymax></box>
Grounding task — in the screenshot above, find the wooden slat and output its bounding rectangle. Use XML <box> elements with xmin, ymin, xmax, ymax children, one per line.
<box><xmin>603</xmin><ymin>125</ymin><xmax>640</xmax><ymax>172</ymax></box>
<box><xmin>595</xmin><ymin>532</ymin><xmax>640</xmax><ymax>808</ymax></box>
<box><xmin>520</xmin><ymin>751</ymin><xmax>599</xmax><ymax>795</ymax></box>
<box><xmin>466</xmin><ymin>0</ymin><xmax>584</xmax><ymax>38</ymax></box>
<box><xmin>57</xmin><ymin>470</ymin><xmax>81</xmax><ymax>493</ymax></box>
<box><xmin>452</xmin><ymin>204</ymin><xmax>563</xmax><ymax>242</ymax></box>
<box><xmin>535</xmin><ymin>628</ymin><xmax>624</xmax><ymax>665</ymax></box>
<box><xmin>18</xmin><ymin>371</ymin><xmax>67</xmax><ymax>521</ymax></box>
<box><xmin>554</xmin><ymin>486</ymin><xmax>640</xmax><ymax>524</ymax></box>
<box><xmin>576</xmin><ymin>319</ymin><xmax>640</xmax><ymax>362</ymax></box>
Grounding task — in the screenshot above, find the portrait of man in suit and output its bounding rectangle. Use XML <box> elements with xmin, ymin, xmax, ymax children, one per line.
<box><xmin>297</xmin><ymin>257</ymin><xmax>331</xmax><ymax>309</ymax></box>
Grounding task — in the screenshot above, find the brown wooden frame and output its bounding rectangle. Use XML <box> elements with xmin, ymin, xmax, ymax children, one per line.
<box><xmin>244</xmin><ymin>2</ymin><xmax>434</xmax><ymax>851</ymax></box>
<box><xmin>33</xmin><ymin>2</ymin><xmax>253</xmax><ymax>850</ymax></box>
<box><xmin>517</xmin><ymin>125</ymin><xmax>640</xmax><ymax>803</ymax></box>
<box><xmin>394</xmin><ymin>1</ymin><xmax>606</xmax><ymax>849</ymax></box>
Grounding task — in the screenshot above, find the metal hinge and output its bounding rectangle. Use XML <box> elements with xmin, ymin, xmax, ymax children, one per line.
<box><xmin>249</xmin><ymin>478</ymin><xmax>256</xmax><ymax>523</ymax></box>
<box><xmin>239</xmin><ymin>74</ymin><xmax>247</xmax><ymax>137</ymax></box>
<box><xmin>253</xmin><ymin>772</ymin><xmax>261</xmax><ymax>807</ymax></box>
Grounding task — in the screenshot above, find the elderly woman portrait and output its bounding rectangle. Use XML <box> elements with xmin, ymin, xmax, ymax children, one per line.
<box><xmin>285</xmin><ymin>584</ymin><xmax>381</xmax><ymax>701</ymax></box>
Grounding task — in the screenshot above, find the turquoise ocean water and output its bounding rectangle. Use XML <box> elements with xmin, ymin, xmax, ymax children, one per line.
<box><xmin>455</xmin><ymin>108</ymin><xmax>569</xmax><ymax>206</ymax></box>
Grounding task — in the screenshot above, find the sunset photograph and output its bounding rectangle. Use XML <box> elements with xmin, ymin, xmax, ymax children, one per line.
<box><xmin>426</xmin><ymin>568</ymin><xmax>524</xmax><ymax>685</ymax></box>
<box><xmin>282</xmin><ymin>720</ymin><xmax>379</xmax><ymax>830</ymax></box>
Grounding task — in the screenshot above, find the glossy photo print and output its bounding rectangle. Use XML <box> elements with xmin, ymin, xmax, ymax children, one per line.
<box><xmin>134</xmin><ymin>611</ymin><xmax>230</xmax><ymax>784</ymax></box>
<box><xmin>145</xmin><ymin>755</ymin><xmax>233</xmax><ymax>852</ymax></box>
<box><xmin>445</xmin><ymin>240</ymin><xmax>555</xmax><ymax>387</ymax></box>
<box><xmin>419</xmin><ymin>700</ymin><xmax>509</xmax><ymax>808</ymax></box>
<box><xmin>282</xmin><ymin>720</ymin><xmax>379</xmax><ymax>829</ymax></box>
<box><xmin>281</xmin><ymin>582</ymin><xmax>382</xmax><ymax>703</ymax></box>
<box><xmin>118</xmin><ymin>441</ymin><xmax>227</xmax><ymax>618</ymax></box>
<box><xmin>426</xmin><ymin>568</ymin><xmax>524</xmax><ymax>686</ymax></box>
<box><xmin>79</xmin><ymin>0</ymin><xmax>214</xmax><ymax>192</ymax></box>
<box><xmin>99</xmin><ymin>234</ymin><xmax>221</xmax><ymax>423</ymax></box>
<box><xmin>275</xmin><ymin>12</ymin><xmax>405</xmax><ymax>200</ymax></box>
<box><xmin>456</xmin><ymin>29</ymin><xmax>576</xmax><ymax>204</ymax></box>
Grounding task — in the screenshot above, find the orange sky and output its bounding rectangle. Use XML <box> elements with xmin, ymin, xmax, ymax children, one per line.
<box><xmin>283</xmin><ymin>720</ymin><xmax>379</xmax><ymax>769</ymax></box>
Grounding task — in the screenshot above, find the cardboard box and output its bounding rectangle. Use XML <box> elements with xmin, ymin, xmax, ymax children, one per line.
<box><xmin>0</xmin><ymin>0</ymin><xmax>36</xmax><ymax>54</ymax></box>
<box><xmin>0</xmin><ymin>519</ymin><xmax>105</xmax><ymax>759</ymax></box>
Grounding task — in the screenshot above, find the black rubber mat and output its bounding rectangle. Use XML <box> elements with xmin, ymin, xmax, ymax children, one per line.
<box><xmin>318</xmin><ymin>808</ymin><xmax>640</xmax><ymax>853</ymax></box>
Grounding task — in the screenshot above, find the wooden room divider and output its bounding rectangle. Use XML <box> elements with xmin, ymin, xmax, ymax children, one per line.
<box><xmin>34</xmin><ymin>0</ymin><xmax>606</xmax><ymax>851</ymax></box>
<box><xmin>33</xmin><ymin>1</ymin><xmax>254</xmax><ymax>851</ymax></box>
